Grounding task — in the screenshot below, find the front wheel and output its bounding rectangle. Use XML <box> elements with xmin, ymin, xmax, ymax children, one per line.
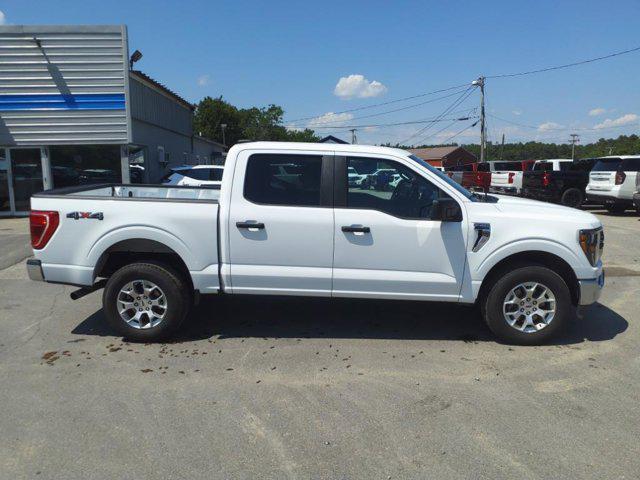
<box><xmin>483</xmin><ymin>266</ymin><xmax>573</xmax><ymax>345</ymax></box>
<box><xmin>102</xmin><ymin>262</ymin><xmax>190</xmax><ymax>342</ymax></box>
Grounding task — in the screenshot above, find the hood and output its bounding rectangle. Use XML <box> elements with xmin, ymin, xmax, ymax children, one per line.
<box><xmin>490</xmin><ymin>194</ymin><xmax>601</xmax><ymax>228</ymax></box>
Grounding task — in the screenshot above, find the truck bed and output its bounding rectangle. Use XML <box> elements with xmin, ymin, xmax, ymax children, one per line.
<box><xmin>39</xmin><ymin>183</ymin><xmax>221</xmax><ymax>202</ymax></box>
<box><xmin>31</xmin><ymin>184</ymin><xmax>221</xmax><ymax>293</ymax></box>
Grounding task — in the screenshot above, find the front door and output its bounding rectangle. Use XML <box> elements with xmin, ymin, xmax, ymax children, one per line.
<box><xmin>8</xmin><ymin>148</ymin><xmax>45</xmax><ymax>214</ymax></box>
<box><xmin>227</xmin><ymin>149</ymin><xmax>334</xmax><ymax>296</ymax></box>
<box><xmin>332</xmin><ymin>154</ymin><xmax>468</xmax><ymax>301</ymax></box>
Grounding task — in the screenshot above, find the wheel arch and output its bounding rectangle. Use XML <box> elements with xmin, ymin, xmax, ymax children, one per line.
<box><xmin>477</xmin><ymin>250</ymin><xmax>580</xmax><ymax>307</ymax></box>
<box><xmin>93</xmin><ymin>238</ymin><xmax>193</xmax><ymax>291</ymax></box>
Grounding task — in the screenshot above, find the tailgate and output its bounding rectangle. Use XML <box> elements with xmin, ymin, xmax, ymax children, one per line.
<box><xmin>588</xmin><ymin>171</ymin><xmax>615</xmax><ymax>191</ymax></box>
<box><xmin>491</xmin><ymin>172</ymin><xmax>511</xmax><ymax>186</ymax></box>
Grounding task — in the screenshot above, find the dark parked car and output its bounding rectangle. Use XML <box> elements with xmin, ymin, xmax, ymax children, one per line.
<box><xmin>522</xmin><ymin>158</ymin><xmax>597</xmax><ymax>208</ymax></box>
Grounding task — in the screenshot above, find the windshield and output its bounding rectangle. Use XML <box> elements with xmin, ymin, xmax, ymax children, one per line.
<box><xmin>407</xmin><ymin>154</ymin><xmax>476</xmax><ymax>201</ymax></box>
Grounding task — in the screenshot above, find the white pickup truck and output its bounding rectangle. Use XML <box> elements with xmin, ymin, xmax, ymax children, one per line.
<box><xmin>27</xmin><ymin>142</ymin><xmax>605</xmax><ymax>345</ymax></box>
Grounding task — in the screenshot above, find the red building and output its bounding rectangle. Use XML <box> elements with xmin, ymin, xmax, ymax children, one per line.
<box><xmin>408</xmin><ymin>146</ymin><xmax>477</xmax><ymax>168</ymax></box>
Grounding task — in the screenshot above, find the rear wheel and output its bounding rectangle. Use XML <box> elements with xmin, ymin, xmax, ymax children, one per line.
<box><xmin>103</xmin><ymin>262</ymin><xmax>190</xmax><ymax>342</ymax></box>
<box><xmin>606</xmin><ymin>203</ymin><xmax>626</xmax><ymax>214</ymax></box>
<box><xmin>483</xmin><ymin>266</ymin><xmax>573</xmax><ymax>345</ymax></box>
<box><xmin>560</xmin><ymin>188</ymin><xmax>583</xmax><ymax>208</ymax></box>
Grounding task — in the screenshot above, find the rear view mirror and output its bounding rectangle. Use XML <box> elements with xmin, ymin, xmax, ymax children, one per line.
<box><xmin>433</xmin><ymin>197</ymin><xmax>462</xmax><ymax>222</ymax></box>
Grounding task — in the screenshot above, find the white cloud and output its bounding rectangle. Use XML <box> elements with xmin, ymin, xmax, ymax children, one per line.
<box><xmin>197</xmin><ymin>74</ymin><xmax>211</xmax><ymax>87</ymax></box>
<box><xmin>538</xmin><ymin>121</ymin><xmax>564</xmax><ymax>132</ymax></box>
<box><xmin>594</xmin><ymin>113</ymin><xmax>638</xmax><ymax>129</ymax></box>
<box><xmin>588</xmin><ymin>107</ymin><xmax>606</xmax><ymax>117</ymax></box>
<box><xmin>307</xmin><ymin>112</ymin><xmax>354</xmax><ymax>128</ymax></box>
<box><xmin>0</xmin><ymin>10</ymin><xmax>6</xmax><ymax>25</ymax></box>
<box><xmin>334</xmin><ymin>74</ymin><xmax>387</xmax><ymax>99</ymax></box>
<box><xmin>512</xmin><ymin>110</ymin><xmax>522</xmax><ymax>116</ymax></box>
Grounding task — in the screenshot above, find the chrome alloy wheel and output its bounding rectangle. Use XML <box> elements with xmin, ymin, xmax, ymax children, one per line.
<box><xmin>117</xmin><ymin>280</ymin><xmax>168</xmax><ymax>329</ymax></box>
<box><xmin>502</xmin><ymin>282</ymin><xmax>556</xmax><ymax>333</ymax></box>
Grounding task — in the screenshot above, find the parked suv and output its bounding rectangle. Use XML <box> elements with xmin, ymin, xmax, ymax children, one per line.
<box><xmin>585</xmin><ymin>156</ymin><xmax>640</xmax><ymax>213</ymax></box>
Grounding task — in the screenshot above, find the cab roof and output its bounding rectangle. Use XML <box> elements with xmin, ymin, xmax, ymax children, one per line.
<box><xmin>229</xmin><ymin>141</ymin><xmax>411</xmax><ymax>158</ymax></box>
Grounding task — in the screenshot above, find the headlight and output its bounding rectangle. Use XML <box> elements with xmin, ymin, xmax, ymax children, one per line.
<box><xmin>579</xmin><ymin>227</ymin><xmax>604</xmax><ymax>266</ymax></box>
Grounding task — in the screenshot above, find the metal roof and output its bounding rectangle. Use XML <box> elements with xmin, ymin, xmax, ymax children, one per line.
<box><xmin>130</xmin><ymin>70</ymin><xmax>194</xmax><ymax>110</ymax></box>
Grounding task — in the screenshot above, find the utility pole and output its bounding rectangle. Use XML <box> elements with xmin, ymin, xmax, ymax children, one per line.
<box><xmin>349</xmin><ymin>128</ymin><xmax>357</xmax><ymax>144</ymax></box>
<box><xmin>569</xmin><ymin>133</ymin><xmax>579</xmax><ymax>160</ymax></box>
<box><xmin>499</xmin><ymin>133</ymin><xmax>505</xmax><ymax>160</ymax></box>
<box><xmin>472</xmin><ymin>77</ymin><xmax>486</xmax><ymax>162</ymax></box>
<box><xmin>220</xmin><ymin>124</ymin><xmax>227</xmax><ymax>146</ymax></box>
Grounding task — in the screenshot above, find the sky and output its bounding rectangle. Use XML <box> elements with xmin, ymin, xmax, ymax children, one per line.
<box><xmin>1</xmin><ymin>0</ymin><xmax>639</xmax><ymax>147</ymax></box>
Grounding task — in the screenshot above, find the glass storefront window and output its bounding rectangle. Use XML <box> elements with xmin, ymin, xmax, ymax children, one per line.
<box><xmin>50</xmin><ymin>145</ymin><xmax>122</xmax><ymax>188</ymax></box>
<box><xmin>11</xmin><ymin>149</ymin><xmax>44</xmax><ymax>212</ymax></box>
<box><xmin>0</xmin><ymin>150</ymin><xmax>9</xmax><ymax>212</ymax></box>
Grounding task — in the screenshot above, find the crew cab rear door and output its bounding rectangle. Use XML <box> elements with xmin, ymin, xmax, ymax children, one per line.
<box><xmin>332</xmin><ymin>154</ymin><xmax>468</xmax><ymax>301</ymax></box>
<box><xmin>227</xmin><ymin>149</ymin><xmax>334</xmax><ymax>295</ymax></box>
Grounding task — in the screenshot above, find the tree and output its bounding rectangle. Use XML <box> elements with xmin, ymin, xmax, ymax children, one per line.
<box><xmin>193</xmin><ymin>97</ymin><xmax>319</xmax><ymax>146</ymax></box>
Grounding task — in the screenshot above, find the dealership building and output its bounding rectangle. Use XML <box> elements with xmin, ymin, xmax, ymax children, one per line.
<box><xmin>0</xmin><ymin>24</ymin><xmax>225</xmax><ymax>216</ymax></box>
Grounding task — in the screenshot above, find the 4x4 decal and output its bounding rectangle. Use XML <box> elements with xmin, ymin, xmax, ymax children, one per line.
<box><xmin>66</xmin><ymin>212</ymin><xmax>104</xmax><ymax>220</ymax></box>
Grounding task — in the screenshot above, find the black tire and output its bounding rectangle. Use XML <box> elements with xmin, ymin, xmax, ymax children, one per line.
<box><xmin>102</xmin><ymin>262</ymin><xmax>190</xmax><ymax>342</ymax></box>
<box><xmin>560</xmin><ymin>188</ymin><xmax>583</xmax><ymax>208</ymax></box>
<box><xmin>606</xmin><ymin>203</ymin><xmax>626</xmax><ymax>214</ymax></box>
<box><xmin>483</xmin><ymin>265</ymin><xmax>573</xmax><ymax>345</ymax></box>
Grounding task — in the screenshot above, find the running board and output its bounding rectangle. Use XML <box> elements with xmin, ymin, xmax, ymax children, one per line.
<box><xmin>70</xmin><ymin>279</ymin><xmax>107</xmax><ymax>300</ymax></box>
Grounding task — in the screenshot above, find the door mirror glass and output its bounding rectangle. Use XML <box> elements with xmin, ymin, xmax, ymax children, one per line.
<box><xmin>433</xmin><ymin>197</ymin><xmax>462</xmax><ymax>222</ymax></box>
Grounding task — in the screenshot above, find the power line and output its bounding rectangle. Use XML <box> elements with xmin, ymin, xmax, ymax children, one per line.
<box><xmin>438</xmin><ymin>120</ymin><xmax>480</xmax><ymax>145</ymax></box>
<box><xmin>398</xmin><ymin>86</ymin><xmax>477</xmax><ymax>145</ymax></box>
<box><xmin>488</xmin><ymin>113</ymin><xmax>640</xmax><ymax>132</ymax></box>
<box><xmin>285</xmin><ymin>45</ymin><xmax>640</xmax><ymax>128</ymax></box>
<box><xmin>487</xmin><ymin>45</ymin><xmax>640</xmax><ymax>79</ymax></box>
<box><xmin>291</xmin><ymin>88</ymin><xmax>472</xmax><ymax>128</ymax></box>
<box><xmin>308</xmin><ymin>113</ymin><xmax>478</xmax><ymax>130</ymax></box>
<box><xmin>284</xmin><ymin>82</ymin><xmax>471</xmax><ymax>124</ymax></box>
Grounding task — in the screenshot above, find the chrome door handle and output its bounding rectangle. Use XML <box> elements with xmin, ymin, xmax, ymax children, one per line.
<box><xmin>341</xmin><ymin>226</ymin><xmax>370</xmax><ymax>233</ymax></box>
<box><xmin>236</xmin><ymin>221</ymin><xmax>265</xmax><ymax>230</ymax></box>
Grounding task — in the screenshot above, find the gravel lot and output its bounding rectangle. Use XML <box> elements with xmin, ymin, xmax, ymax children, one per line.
<box><xmin>0</xmin><ymin>210</ymin><xmax>638</xmax><ymax>479</ymax></box>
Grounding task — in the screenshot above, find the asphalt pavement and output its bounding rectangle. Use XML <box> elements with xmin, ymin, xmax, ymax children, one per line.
<box><xmin>0</xmin><ymin>211</ymin><xmax>638</xmax><ymax>479</ymax></box>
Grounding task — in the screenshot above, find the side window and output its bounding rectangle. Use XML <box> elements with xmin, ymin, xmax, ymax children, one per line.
<box><xmin>244</xmin><ymin>154</ymin><xmax>323</xmax><ymax>206</ymax></box>
<box><xmin>346</xmin><ymin>157</ymin><xmax>451</xmax><ymax>219</ymax></box>
<box><xmin>621</xmin><ymin>158</ymin><xmax>640</xmax><ymax>172</ymax></box>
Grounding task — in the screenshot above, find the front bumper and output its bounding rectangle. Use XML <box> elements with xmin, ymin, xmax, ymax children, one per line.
<box><xmin>578</xmin><ymin>269</ymin><xmax>605</xmax><ymax>306</ymax></box>
<box><xmin>26</xmin><ymin>259</ymin><xmax>44</xmax><ymax>282</ymax></box>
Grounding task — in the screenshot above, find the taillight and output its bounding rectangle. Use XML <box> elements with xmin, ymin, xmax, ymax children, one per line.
<box><xmin>508</xmin><ymin>172</ymin><xmax>515</xmax><ymax>184</ymax></box>
<box><xmin>615</xmin><ymin>171</ymin><xmax>626</xmax><ymax>185</ymax></box>
<box><xmin>542</xmin><ymin>172</ymin><xmax>550</xmax><ymax>187</ymax></box>
<box><xmin>30</xmin><ymin>210</ymin><xmax>59</xmax><ymax>250</ymax></box>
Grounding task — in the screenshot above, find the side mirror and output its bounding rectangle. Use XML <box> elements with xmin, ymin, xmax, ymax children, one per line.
<box><xmin>433</xmin><ymin>197</ymin><xmax>462</xmax><ymax>222</ymax></box>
